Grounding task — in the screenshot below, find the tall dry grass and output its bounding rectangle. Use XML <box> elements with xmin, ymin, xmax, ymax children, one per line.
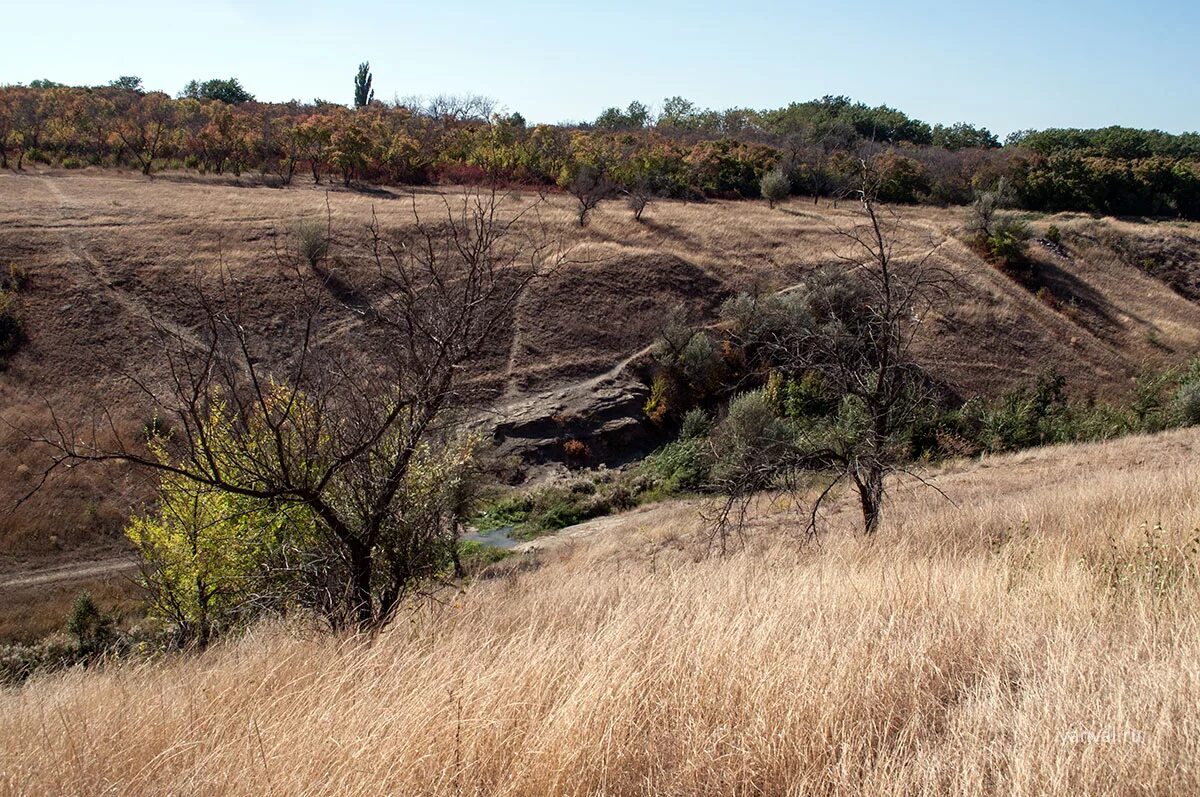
<box><xmin>3</xmin><ymin>429</ymin><xmax>1200</xmax><ymax>795</ymax></box>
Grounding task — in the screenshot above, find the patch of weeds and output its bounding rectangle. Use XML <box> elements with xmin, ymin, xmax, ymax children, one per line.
<box><xmin>1097</xmin><ymin>522</ymin><xmax>1200</xmax><ymax>603</ymax></box>
<box><xmin>456</xmin><ymin>540</ymin><xmax>513</xmax><ymax>574</ymax></box>
<box><xmin>473</xmin><ymin>494</ymin><xmax>532</xmax><ymax>532</ymax></box>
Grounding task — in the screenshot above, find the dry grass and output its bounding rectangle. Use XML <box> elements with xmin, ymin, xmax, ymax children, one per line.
<box><xmin>3</xmin><ymin>428</ymin><xmax>1200</xmax><ymax>795</ymax></box>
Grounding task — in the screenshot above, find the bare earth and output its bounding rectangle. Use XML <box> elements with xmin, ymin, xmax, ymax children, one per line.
<box><xmin>2</xmin><ymin>167</ymin><xmax>1199</xmax><ymax>576</ymax></box>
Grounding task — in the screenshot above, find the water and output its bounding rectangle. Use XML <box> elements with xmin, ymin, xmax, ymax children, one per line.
<box><xmin>461</xmin><ymin>525</ymin><xmax>522</xmax><ymax>550</ymax></box>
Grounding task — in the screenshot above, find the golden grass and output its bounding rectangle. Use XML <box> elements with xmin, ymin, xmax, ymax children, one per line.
<box><xmin>3</xmin><ymin>428</ymin><xmax>1200</xmax><ymax>795</ymax></box>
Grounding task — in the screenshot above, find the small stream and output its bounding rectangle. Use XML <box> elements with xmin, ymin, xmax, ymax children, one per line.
<box><xmin>460</xmin><ymin>525</ymin><xmax>522</xmax><ymax>550</ymax></box>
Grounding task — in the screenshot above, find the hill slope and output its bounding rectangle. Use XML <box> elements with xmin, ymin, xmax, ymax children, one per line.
<box><xmin>2</xmin><ymin>169</ymin><xmax>1200</xmax><ymax>560</ymax></box>
<box><xmin>3</xmin><ymin>427</ymin><xmax>1200</xmax><ymax>795</ymax></box>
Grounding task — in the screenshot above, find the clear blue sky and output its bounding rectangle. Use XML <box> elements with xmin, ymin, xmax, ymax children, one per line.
<box><xmin>3</xmin><ymin>0</ymin><xmax>1197</xmax><ymax>136</ymax></box>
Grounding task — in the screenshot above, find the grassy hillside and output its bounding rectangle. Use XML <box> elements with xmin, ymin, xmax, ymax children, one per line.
<box><xmin>3</xmin><ymin>428</ymin><xmax>1199</xmax><ymax>795</ymax></box>
<box><xmin>1</xmin><ymin>169</ymin><xmax>1200</xmax><ymax>563</ymax></box>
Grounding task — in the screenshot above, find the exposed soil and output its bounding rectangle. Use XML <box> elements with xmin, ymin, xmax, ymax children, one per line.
<box><xmin>2</xmin><ymin>168</ymin><xmax>1200</xmax><ymax>571</ymax></box>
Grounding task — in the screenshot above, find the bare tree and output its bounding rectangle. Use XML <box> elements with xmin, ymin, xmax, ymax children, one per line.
<box><xmin>623</xmin><ymin>177</ymin><xmax>655</xmax><ymax>222</ymax></box>
<box><xmin>21</xmin><ymin>187</ymin><xmax>567</xmax><ymax>630</ymax></box>
<box><xmin>567</xmin><ymin>165</ymin><xmax>613</xmax><ymax>227</ymax></box>
<box><xmin>708</xmin><ymin>161</ymin><xmax>950</xmax><ymax>543</ymax></box>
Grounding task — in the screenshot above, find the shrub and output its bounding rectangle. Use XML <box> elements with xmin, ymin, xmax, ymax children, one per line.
<box><xmin>1174</xmin><ymin>380</ymin><xmax>1200</xmax><ymax>425</ymax></box>
<box><xmin>473</xmin><ymin>494</ymin><xmax>534</xmax><ymax>531</ymax></box>
<box><xmin>563</xmin><ymin>439</ymin><xmax>591</xmax><ymax>466</ymax></box>
<box><xmin>644</xmin><ymin>375</ymin><xmax>671</xmax><ymax>424</ymax></box>
<box><xmin>760</xmin><ymin>169</ymin><xmax>790</xmax><ymax>208</ymax></box>
<box><xmin>0</xmin><ymin>264</ymin><xmax>27</xmax><ymax>291</ymax></box>
<box><xmin>679</xmin><ymin>407</ymin><xmax>711</xmax><ymax>440</ymax></box>
<box><xmin>66</xmin><ymin>592</ymin><xmax>118</xmax><ymax>657</ymax></box>
<box><xmin>294</xmin><ymin>220</ymin><xmax>330</xmax><ymax>268</ymax></box>
<box><xmin>1045</xmin><ymin>224</ymin><xmax>1062</xmax><ymax>244</ymax></box>
<box><xmin>61</xmin><ymin>157</ymin><xmax>84</xmax><ymax>170</ymax></box>
<box><xmin>0</xmin><ymin>289</ymin><xmax>25</xmax><ymax>369</ymax></box>
<box><xmin>708</xmin><ymin>391</ymin><xmax>793</xmax><ymax>489</ymax></box>
<box><xmin>643</xmin><ymin>435</ymin><xmax>710</xmax><ymax>495</ymax></box>
<box><xmin>986</xmin><ymin>218</ymin><xmax>1032</xmax><ymax>273</ymax></box>
<box><xmin>455</xmin><ymin>540</ymin><xmax>512</xmax><ymax>574</ymax></box>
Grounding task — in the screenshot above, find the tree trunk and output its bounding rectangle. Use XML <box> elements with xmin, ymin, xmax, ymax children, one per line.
<box><xmin>856</xmin><ymin>465</ymin><xmax>884</xmax><ymax>534</ymax></box>
<box><xmin>348</xmin><ymin>542</ymin><xmax>374</xmax><ymax>629</ymax></box>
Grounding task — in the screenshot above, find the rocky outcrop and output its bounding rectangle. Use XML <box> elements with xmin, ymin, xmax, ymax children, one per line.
<box><xmin>489</xmin><ymin>372</ymin><xmax>652</xmax><ymax>467</ymax></box>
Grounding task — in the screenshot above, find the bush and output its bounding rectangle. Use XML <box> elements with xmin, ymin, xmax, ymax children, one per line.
<box><xmin>709</xmin><ymin>391</ymin><xmax>793</xmax><ymax>489</ymax></box>
<box><xmin>0</xmin><ymin>289</ymin><xmax>25</xmax><ymax>369</ymax></box>
<box><xmin>760</xmin><ymin>169</ymin><xmax>791</xmax><ymax>208</ymax></box>
<box><xmin>986</xmin><ymin>218</ymin><xmax>1032</xmax><ymax>273</ymax></box>
<box><xmin>642</xmin><ymin>435</ymin><xmax>710</xmax><ymax>495</ymax></box>
<box><xmin>61</xmin><ymin>157</ymin><xmax>84</xmax><ymax>170</ymax></box>
<box><xmin>66</xmin><ymin>592</ymin><xmax>118</xmax><ymax>657</ymax></box>
<box><xmin>474</xmin><ymin>494</ymin><xmax>533</xmax><ymax>531</ymax></box>
<box><xmin>1045</xmin><ymin>224</ymin><xmax>1062</xmax><ymax>244</ymax></box>
<box><xmin>294</xmin><ymin>220</ymin><xmax>330</xmax><ymax>267</ymax></box>
<box><xmin>1174</xmin><ymin>380</ymin><xmax>1200</xmax><ymax>425</ymax></box>
<box><xmin>563</xmin><ymin>439</ymin><xmax>591</xmax><ymax>466</ymax></box>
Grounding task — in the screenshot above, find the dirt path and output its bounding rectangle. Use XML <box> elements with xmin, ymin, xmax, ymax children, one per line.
<box><xmin>0</xmin><ymin>556</ymin><xmax>137</xmax><ymax>591</ymax></box>
<box><xmin>39</xmin><ymin>175</ymin><xmax>209</xmax><ymax>354</ymax></box>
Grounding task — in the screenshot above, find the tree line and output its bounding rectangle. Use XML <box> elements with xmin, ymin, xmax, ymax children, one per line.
<box><xmin>1</xmin><ymin>79</ymin><xmax>1198</xmax><ymax>218</ymax></box>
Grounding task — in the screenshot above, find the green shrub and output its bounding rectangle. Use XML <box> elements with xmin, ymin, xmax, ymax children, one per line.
<box><xmin>294</xmin><ymin>220</ymin><xmax>330</xmax><ymax>267</ymax></box>
<box><xmin>760</xmin><ymin>169</ymin><xmax>791</xmax><ymax>208</ymax></box>
<box><xmin>61</xmin><ymin>156</ymin><xmax>84</xmax><ymax>170</ymax></box>
<box><xmin>66</xmin><ymin>592</ymin><xmax>118</xmax><ymax>657</ymax></box>
<box><xmin>679</xmin><ymin>407</ymin><xmax>711</xmax><ymax>440</ymax></box>
<box><xmin>1174</xmin><ymin>380</ymin><xmax>1200</xmax><ymax>425</ymax></box>
<box><xmin>1044</xmin><ymin>224</ymin><xmax>1062</xmax><ymax>244</ymax></box>
<box><xmin>456</xmin><ymin>540</ymin><xmax>513</xmax><ymax>573</ymax></box>
<box><xmin>642</xmin><ymin>435</ymin><xmax>710</xmax><ymax>495</ymax></box>
<box><xmin>709</xmin><ymin>391</ymin><xmax>793</xmax><ymax>488</ymax></box>
<box><xmin>473</xmin><ymin>494</ymin><xmax>533</xmax><ymax>531</ymax></box>
<box><xmin>986</xmin><ymin>218</ymin><xmax>1032</xmax><ymax>271</ymax></box>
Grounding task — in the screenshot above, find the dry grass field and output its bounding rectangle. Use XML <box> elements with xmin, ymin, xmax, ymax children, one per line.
<box><xmin>3</xmin><ymin>427</ymin><xmax>1199</xmax><ymax>795</ymax></box>
<box><xmin>3</xmin><ymin>168</ymin><xmax>1200</xmax><ymax>567</ymax></box>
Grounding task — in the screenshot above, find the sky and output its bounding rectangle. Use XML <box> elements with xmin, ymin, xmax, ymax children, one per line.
<box><xmin>2</xmin><ymin>0</ymin><xmax>1197</xmax><ymax>137</ymax></box>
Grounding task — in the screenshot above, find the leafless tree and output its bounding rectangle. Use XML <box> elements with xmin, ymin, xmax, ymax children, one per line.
<box><xmin>624</xmin><ymin>182</ymin><xmax>654</xmax><ymax>222</ymax></box>
<box><xmin>20</xmin><ymin>187</ymin><xmax>567</xmax><ymax>630</ymax></box>
<box><xmin>708</xmin><ymin>161</ymin><xmax>951</xmax><ymax>544</ymax></box>
<box><xmin>397</xmin><ymin>94</ymin><xmax>497</xmax><ymax>128</ymax></box>
<box><xmin>567</xmin><ymin>165</ymin><xmax>613</xmax><ymax>226</ymax></box>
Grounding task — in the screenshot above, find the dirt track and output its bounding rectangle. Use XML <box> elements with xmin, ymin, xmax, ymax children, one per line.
<box><xmin>0</xmin><ymin>556</ymin><xmax>137</xmax><ymax>591</ymax></box>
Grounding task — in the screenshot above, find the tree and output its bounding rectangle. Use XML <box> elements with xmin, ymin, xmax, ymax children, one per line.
<box><xmin>760</xmin><ymin>168</ymin><xmax>790</xmax><ymax>208</ymax></box>
<box><xmin>108</xmin><ymin>76</ymin><xmax>144</xmax><ymax>92</ymax></box>
<box><xmin>112</xmin><ymin>92</ymin><xmax>177</xmax><ymax>175</ymax></box>
<box><xmin>126</xmin><ymin>421</ymin><xmax>313</xmax><ymax>647</ymax></box>
<box><xmin>26</xmin><ymin>188</ymin><xmax>567</xmax><ymax>630</ymax></box>
<box><xmin>563</xmin><ymin>164</ymin><xmax>612</xmax><ymax>226</ymax></box>
<box><xmin>932</xmin><ymin>122</ymin><xmax>1000</xmax><ymax>151</ymax></box>
<box><xmin>0</xmin><ymin>92</ymin><xmax>15</xmax><ymax>169</ymax></box>
<box><xmin>182</xmin><ymin>78</ymin><xmax>255</xmax><ymax>105</ymax></box>
<box><xmin>329</xmin><ymin>113</ymin><xmax>372</xmax><ymax>185</ymax></box>
<box><xmin>711</xmin><ymin>162</ymin><xmax>950</xmax><ymax>540</ymax></box>
<box><xmin>353</xmin><ymin>62</ymin><xmax>374</xmax><ymax>108</ymax></box>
